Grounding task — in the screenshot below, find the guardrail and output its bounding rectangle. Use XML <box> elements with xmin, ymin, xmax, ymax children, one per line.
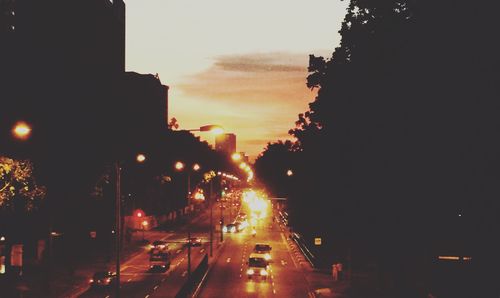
<box><xmin>290</xmin><ymin>232</ymin><xmax>317</xmax><ymax>268</ymax></box>
<box><xmin>175</xmin><ymin>254</ymin><xmax>208</xmax><ymax>298</ymax></box>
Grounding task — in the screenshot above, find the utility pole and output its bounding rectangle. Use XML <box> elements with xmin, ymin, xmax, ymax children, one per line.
<box><xmin>187</xmin><ymin>229</ymin><xmax>191</xmax><ymax>281</ymax></box>
<box><xmin>209</xmin><ymin>178</ymin><xmax>213</xmax><ymax>257</ymax></box>
<box><xmin>115</xmin><ymin>162</ymin><xmax>121</xmax><ymax>298</ymax></box>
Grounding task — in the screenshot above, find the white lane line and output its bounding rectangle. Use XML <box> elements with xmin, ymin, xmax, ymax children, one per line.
<box><xmin>105</xmin><ymin>296</ymin><xmax>110</xmax><ymax>298</ymax></box>
<box><xmin>181</xmin><ymin>270</ymin><xmax>187</xmax><ymax>277</ymax></box>
<box><xmin>127</xmin><ymin>278</ymin><xmax>132</xmax><ymax>282</ymax></box>
<box><xmin>177</xmin><ymin>249</ymin><xmax>182</xmax><ymax>254</ymax></box>
<box><xmin>145</xmin><ymin>295</ymin><xmax>150</xmax><ymax>298</ymax></box>
<box><xmin>154</xmin><ymin>285</ymin><xmax>159</xmax><ymax>290</ymax></box>
<box><xmin>226</xmin><ymin>257</ymin><xmax>231</xmax><ymax>263</ymax></box>
<box><xmin>200</xmin><ymin>248</ymin><xmax>205</xmax><ymax>253</ymax></box>
<box><xmin>273</xmin><ymin>289</ymin><xmax>276</xmax><ymax>294</ymax></box>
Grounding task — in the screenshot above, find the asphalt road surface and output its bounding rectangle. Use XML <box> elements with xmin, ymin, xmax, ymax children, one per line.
<box><xmin>198</xmin><ymin>203</ymin><xmax>311</xmax><ymax>298</ymax></box>
<box><xmin>76</xmin><ymin>199</ymin><xmax>238</xmax><ymax>298</ymax></box>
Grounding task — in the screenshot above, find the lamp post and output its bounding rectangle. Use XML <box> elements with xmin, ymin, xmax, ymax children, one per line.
<box><xmin>115</xmin><ymin>153</ymin><xmax>146</xmax><ymax>298</ymax></box>
<box><xmin>174</xmin><ymin>161</ymin><xmax>201</xmax><ymax>282</ymax></box>
<box><xmin>115</xmin><ymin>161</ymin><xmax>121</xmax><ymax>298</ymax></box>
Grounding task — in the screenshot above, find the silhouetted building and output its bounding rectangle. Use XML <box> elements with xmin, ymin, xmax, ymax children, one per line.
<box><xmin>120</xmin><ymin>72</ymin><xmax>169</xmax><ymax>139</ymax></box>
<box><xmin>216</xmin><ymin>133</ymin><xmax>236</xmax><ymax>155</ymax></box>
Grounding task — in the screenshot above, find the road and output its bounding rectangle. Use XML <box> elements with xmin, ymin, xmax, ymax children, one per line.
<box><xmin>76</xmin><ymin>199</ymin><xmax>238</xmax><ymax>298</ymax></box>
<box><xmin>198</xmin><ymin>201</ymin><xmax>312</xmax><ymax>298</ymax></box>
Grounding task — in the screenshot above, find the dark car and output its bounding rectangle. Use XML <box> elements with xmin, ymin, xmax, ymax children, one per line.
<box><xmin>89</xmin><ymin>271</ymin><xmax>116</xmax><ymax>288</ymax></box>
<box><xmin>187</xmin><ymin>237</ymin><xmax>202</xmax><ymax>247</ymax></box>
<box><xmin>254</xmin><ymin>243</ymin><xmax>272</xmax><ymax>261</ymax></box>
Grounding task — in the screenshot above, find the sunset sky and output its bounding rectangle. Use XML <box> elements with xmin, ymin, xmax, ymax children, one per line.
<box><xmin>125</xmin><ymin>0</ymin><xmax>347</xmax><ymax>160</ymax></box>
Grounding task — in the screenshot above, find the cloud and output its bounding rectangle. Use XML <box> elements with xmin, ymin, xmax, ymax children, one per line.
<box><xmin>173</xmin><ymin>52</ymin><xmax>318</xmax><ymax>158</ymax></box>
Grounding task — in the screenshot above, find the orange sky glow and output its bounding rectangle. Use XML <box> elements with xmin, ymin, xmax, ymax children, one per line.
<box><xmin>125</xmin><ymin>0</ymin><xmax>347</xmax><ymax>160</ymax></box>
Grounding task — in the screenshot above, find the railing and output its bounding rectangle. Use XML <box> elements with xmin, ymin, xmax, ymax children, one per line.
<box><xmin>175</xmin><ymin>254</ymin><xmax>208</xmax><ymax>298</ymax></box>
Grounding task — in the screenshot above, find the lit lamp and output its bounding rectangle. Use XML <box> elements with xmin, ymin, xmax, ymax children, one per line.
<box><xmin>12</xmin><ymin>121</ymin><xmax>32</xmax><ymax>140</ymax></box>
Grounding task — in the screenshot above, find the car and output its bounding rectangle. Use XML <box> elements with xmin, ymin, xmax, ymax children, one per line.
<box><xmin>149</xmin><ymin>252</ymin><xmax>171</xmax><ymax>272</ymax></box>
<box><xmin>247</xmin><ymin>253</ymin><xmax>270</xmax><ymax>280</ymax></box>
<box><xmin>254</xmin><ymin>243</ymin><xmax>272</xmax><ymax>261</ymax></box>
<box><xmin>150</xmin><ymin>240</ymin><xmax>169</xmax><ymax>252</ymax></box>
<box><xmin>223</xmin><ymin>223</ymin><xmax>238</xmax><ymax>233</ymax></box>
<box><xmin>89</xmin><ymin>271</ymin><xmax>116</xmax><ymax>288</ymax></box>
<box><xmin>187</xmin><ymin>237</ymin><xmax>202</xmax><ymax>247</ymax></box>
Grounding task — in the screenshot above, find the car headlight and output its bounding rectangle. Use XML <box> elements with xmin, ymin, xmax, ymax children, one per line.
<box><xmin>89</xmin><ymin>279</ymin><xmax>94</xmax><ymax>283</ymax></box>
<box><xmin>223</xmin><ymin>226</ymin><xmax>228</xmax><ymax>233</ymax></box>
<box><xmin>260</xmin><ymin>269</ymin><xmax>268</xmax><ymax>276</ymax></box>
<box><xmin>247</xmin><ymin>269</ymin><xmax>254</xmax><ymax>275</ymax></box>
<box><xmin>264</xmin><ymin>254</ymin><xmax>271</xmax><ymax>260</ymax></box>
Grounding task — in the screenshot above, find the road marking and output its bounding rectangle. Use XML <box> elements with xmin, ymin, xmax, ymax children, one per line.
<box><xmin>177</xmin><ymin>249</ymin><xmax>182</xmax><ymax>254</ymax></box>
<box><xmin>281</xmin><ymin>260</ymin><xmax>287</xmax><ymax>266</ymax></box>
<box><xmin>154</xmin><ymin>285</ymin><xmax>159</xmax><ymax>290</ymax></box>
<box><xmin>182</xmin><ymin>270</ymin><xmax>187</xmax><ymax>277</ymax></box>
<box><xmin>273</xmin><ymin>289</ymin><xmax>276</xmax><ymax>294</ymax></box>
<box><xmin>145</xmin><ymin>295</ymin><xmax>150</xmax><ymax>298</ymax></box>
<box><xmin>226</xmin><ymin>257</ymin><xmax>231</xmax><ymax>263</ymax></box>
<box><xmin>200</xmin><ymin>248</ymin><xmax>205</xmax><ymax>253</ymax></box>
<box><xmin>240</xmin><ymin>268</ymin><xmax>243</xmax><ymax>271</ymax></box>
<box><xmin>127</xmin><ymin>278</ymin><xmax>132</xmax><ymax>282</ymax></box>
<box><xmin>105</xmin><ymin>296</ymin><xmax>110</xmax><ymax>298</ymax></box>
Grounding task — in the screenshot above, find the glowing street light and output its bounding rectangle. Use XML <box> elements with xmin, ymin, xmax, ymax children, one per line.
<box><xmin>175</xmin><ymin>161</ymin><xmax>185</xmax><ymax>171</ymax></box>
<box><xmin>286</xmin><ymin>169</ymin><xmax>293</xmax><ymax>176</ymax></box>
<box><xmin>136</xmin><ymin>154</ymin><xmax>146</xmax><ymax>163</ymax></box>
<box><xmin>12</xmin><ymin>121</ymin><xmax>32</xmax><ymax>140</ymax></box>
<box><xmin>186</xmin><ymin>124</ymin><xmax>224</xmax><ymax>135</ymax></box>
<box><xmin>193</xmin><ymin>163</ymin><xmax>201</xmax><ymax>171</ymax></box>
<box><xmin>231</xmin><ymin>153</ymin><xmax>242</xmax><ymax>161</ymax></box>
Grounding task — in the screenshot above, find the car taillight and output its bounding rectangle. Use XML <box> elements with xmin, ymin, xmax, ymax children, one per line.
<box><xmin>260</xmin><ymin>269</ymin><xmax>268</xmax><ymax>276</ymax></box>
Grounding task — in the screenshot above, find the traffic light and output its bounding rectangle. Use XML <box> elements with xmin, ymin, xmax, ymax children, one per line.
<box><xmin>134</xmin><ymin>209</ymin><xmax>145</xmax><ymax>218</ymax></box>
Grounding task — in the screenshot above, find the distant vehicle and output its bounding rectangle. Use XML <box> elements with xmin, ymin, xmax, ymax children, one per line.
<box><xmin>187</xmin><ymin>237</ymin><xmax>202</xmax><ymax>247</ymax></box>
<box><xmin>313</xmin><ymin>288</ymin><xmax>334</xmax><ymax>297</ymax></box>
<box><xmin>89</xmin><ymin>271</ymin><xmax>116</xmax><ymax>288</ymax></box>
<box><xmin>247</xmin><ymin>253</ymin><xmax>269</xmax><ymax>280</ymax></box>
<box><xmin>254</xmin><ymin>243</ymin><xmax>272</xmax><ymax>261</ymax></box>
<box><xmin>150</xmin><ymin>240</ymin><xmax>169</xmax><ymax>252</ymax></box>
<box><xmin>223</xmin><ymin>223</ymin><xmax>238</xmax><ymax>233</ymax></box>
<box><xmin>149</xmin><ymin>250</ymin><xmax>171</xmax><ymax>272</ymax></box>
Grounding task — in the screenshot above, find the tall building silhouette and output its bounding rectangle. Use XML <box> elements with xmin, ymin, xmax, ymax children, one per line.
<box><xmin>215</xmin><ymin>133</ymin><xmax>236</xmax><ymax>155</ymax></box>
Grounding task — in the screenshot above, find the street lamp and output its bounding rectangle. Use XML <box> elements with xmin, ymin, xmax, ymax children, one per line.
<box><xmin>174</xmin><ymin>162</ymin><xmax>201</xmax><ymax>205</ymax></box>
<box><xmin>136</xmin><ymin>154</ymin><xmax>146</xmax><ymax>163</ymax></box>
<box><xmin>11</xmin><ymin>121</ymin><xmax>32</xmax><ymax>141</ymax></box>
<box><xmin>231</xmin><ymin>152</ymin><xmax>242</xmax><ymax>161</ymax></box>
<box><xmin>185</xmin><ymin>124</ymin><xmax>224</xmax><ymax>135</ymax></box>
<box><xmin>141</xmin><ymin>220</ymin><xmax>148</xmax><ymax>242</ymax></box>
<box><xmin>114</xmin><ymin>153</ymin><xmax>146</xmax><ymax>298</ymax></box>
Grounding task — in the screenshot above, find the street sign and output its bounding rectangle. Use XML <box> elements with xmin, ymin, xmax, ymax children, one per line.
<box><xmin>315</xmin><ymin>237</ymin><xmax>322</xmax><ymax>246</ymax></box>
